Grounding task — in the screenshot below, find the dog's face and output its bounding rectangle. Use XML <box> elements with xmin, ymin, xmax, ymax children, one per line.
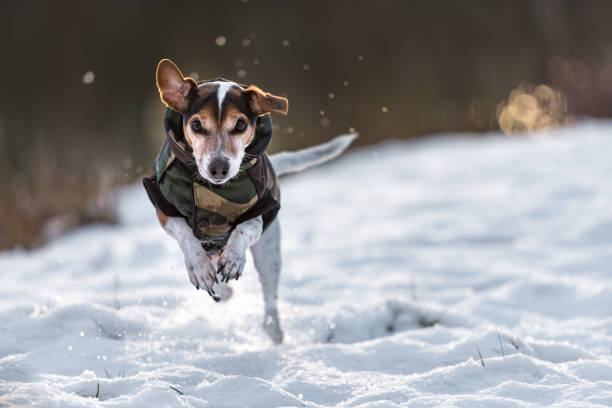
<box><xmin>155</xmin><ymin>59</ymin><xmax>288</xmax><ymax>184</ymax></box>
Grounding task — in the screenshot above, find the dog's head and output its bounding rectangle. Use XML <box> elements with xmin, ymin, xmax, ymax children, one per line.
<box><xmin>155</xmin><ymin>58</ymin><xmax>288</xmax><ymax>184</ymax></box>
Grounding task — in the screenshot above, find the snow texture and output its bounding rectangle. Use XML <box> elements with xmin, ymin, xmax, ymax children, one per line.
<box><xmin>2</xmin><ymin>122</ymin><xmax>612</xmax><ymax>407</ymax></box>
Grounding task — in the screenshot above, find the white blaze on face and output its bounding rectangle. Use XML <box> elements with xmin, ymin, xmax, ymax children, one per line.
<box><xmin>192</xmin><ymin>80</ymin><xmax>246</xmax><ymax>184</ymax></box>
<box><xmin>203</xmin><ymin>81</ymin><xmax>242</xmax><ymax>121</ymax></box>
<box><xmin>216</xmin><ymin>81</ymin><xmax>235</xmax><ymax>114</ymax></box>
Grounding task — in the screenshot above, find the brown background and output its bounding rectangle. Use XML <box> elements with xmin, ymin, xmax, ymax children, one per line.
<box><xmin>2</xmin><ymin>0</ymin><xmax>612</xmax><ymax>249</ymax></box>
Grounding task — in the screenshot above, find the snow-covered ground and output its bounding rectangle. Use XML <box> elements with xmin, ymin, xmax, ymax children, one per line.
<box><xmin>2</xmin><ymin>122</ymin><xmax>612</xmax><ymax>407</ymax></box>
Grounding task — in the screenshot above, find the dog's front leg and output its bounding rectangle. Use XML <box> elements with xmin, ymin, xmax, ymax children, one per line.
<box><xmin>157</xmin><ymin>211</ymin><xmax>218</xmax><ymax>297</ymax></box>
<box><xmin>218</xmin><ymin>216</ymin><xmax>263</xmax><ymax>282</ymax></box>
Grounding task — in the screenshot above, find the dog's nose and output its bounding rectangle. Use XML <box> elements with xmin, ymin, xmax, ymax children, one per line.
<box><xmin>208</xmin><ymin>158</ymin><xmax>230</xmax><ymax>178</ymax></box>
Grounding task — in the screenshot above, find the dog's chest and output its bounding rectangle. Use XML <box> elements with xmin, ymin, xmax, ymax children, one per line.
<box><xmin>191</xmin><ymin>168</ymin><xmax>259</xmax><ymax>240</ymax></box>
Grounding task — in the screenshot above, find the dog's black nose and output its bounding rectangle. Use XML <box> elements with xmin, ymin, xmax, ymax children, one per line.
<box><xmin>208</xmin><ymin>158</ymin><xmax>229</xmax><ymax>178</ymax></box>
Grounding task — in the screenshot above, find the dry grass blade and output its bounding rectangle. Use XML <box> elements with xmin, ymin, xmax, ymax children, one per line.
<box><xmin>497</xmin><ymin>330</ymin><xmax>505</xmax><ymax>357</ymax></box>
<box><xmin>169</xmin><ymin>385</ymin><xmax>184</xmax><ymax>395</ymax></box>
<box><xmin>476</xmin><ymin>346</ymin><xmax>485</xmax><ymax>367</ymax></box>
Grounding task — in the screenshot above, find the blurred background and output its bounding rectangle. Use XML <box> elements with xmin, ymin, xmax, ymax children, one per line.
<box><xmin>2</xmin><ymin>0</ymin><xmax>612</xmax><ymax>250</ymax></box>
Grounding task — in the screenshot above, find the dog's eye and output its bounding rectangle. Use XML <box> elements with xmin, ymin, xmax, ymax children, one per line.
<box><xmin>191</xmin><ymin>120</ymin><xmax>203</xmax><ymax>133</ymax></box>
<box><xmin>234</xmin><ymin>118</ymin><xmax>247</xmax><ymax>133</ymax></box>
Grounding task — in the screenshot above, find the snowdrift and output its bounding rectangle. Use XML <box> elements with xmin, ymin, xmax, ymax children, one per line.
<box><xmin>2</xmin><ymin>122</ymin><xmax>612</xmax><ymax>407</ymax></box>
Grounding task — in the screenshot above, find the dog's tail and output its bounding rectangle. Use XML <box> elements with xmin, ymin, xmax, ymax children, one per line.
<box><xmin>269</xmin><ymin>133</ymin><xmax>357</xmax><ymax>177</ymax></box>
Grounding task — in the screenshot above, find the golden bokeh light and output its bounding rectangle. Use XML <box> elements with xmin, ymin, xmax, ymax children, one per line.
<box><xmin>497</xmin><ymin>83</ymin><xmax>572</xmax><ymax>135</ymax></box>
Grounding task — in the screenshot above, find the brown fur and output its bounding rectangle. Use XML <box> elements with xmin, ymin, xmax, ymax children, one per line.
<box><xmin>221</xmin><ymin>105</ymin><xmax>256</xmax><ymax>155</ymax></box>
<box><xmin>156</xmin><ymin>59</ymin><xmax>197</xmax><ymax>112</ymax></box>
<box><xmin>155</xmin><ymin>58</ymin><xmax>289</xmax><ymax>182</ymax></box>
<box><xmin>182</xmin><ymin>104</ymin><xmax>255</xmax><ymax>162</ymax></box>
<box><xmin>182</xmin><ymin>104</ymin><xmax>217</xmax><ymax>149</ymax></box>
<box><xmin>244</xmin><ymin>85</ymin><xmax>289</xmax><ymax>115</ymax></box>
<box><xmin>156</xmin><ymin>209</ymin><xmax>169</xmax><ymax>227</ymax></box>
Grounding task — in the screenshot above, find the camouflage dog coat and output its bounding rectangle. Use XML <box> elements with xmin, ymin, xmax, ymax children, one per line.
<box><xmin>143</xmin><ymin>105</ymin><xmax>280</xmax><ymax>251</ymax></box>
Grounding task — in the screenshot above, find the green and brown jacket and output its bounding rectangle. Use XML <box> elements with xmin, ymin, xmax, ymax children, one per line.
<box><xmin>143</xmin><ymin>106</ymin><xmax>280</xmax><ymax>251</ymax></box>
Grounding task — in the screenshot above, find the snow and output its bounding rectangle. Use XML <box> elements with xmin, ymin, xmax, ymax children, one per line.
<box><xmin>2</xmin><ymin>122</ymin><xmax>612</xmax><ymax>407</ymax></box>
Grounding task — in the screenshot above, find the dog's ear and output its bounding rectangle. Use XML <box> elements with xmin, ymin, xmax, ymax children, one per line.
<box><xmin>244</xmin><ymin>85</ymin><xmax>289</xmax><ymax>116</ymax></box>
<box><xmin>155</xmin><ymin>59</ymin><xmax>197</xmax><ymax>112</ymax></box>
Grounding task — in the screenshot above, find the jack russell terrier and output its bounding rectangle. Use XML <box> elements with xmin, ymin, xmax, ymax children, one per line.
<box><xmin>143</xmin><ymin>59</ymin><xmax>355</xmax><ymax>343</ymax></box>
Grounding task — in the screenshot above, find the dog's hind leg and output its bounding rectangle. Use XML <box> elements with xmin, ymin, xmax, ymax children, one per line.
<box><xmin>250</xmin><ymin>218</ymin><xmax>284</xmax><ymax>344</ymax></box>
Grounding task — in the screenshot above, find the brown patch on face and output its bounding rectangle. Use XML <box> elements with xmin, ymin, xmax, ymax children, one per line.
<box><xmin>182</xmin><ymin>86</ymin><xmax>255</xmax><ymax>163</ymax></box>
<box><xmin>180</xmin><ymin>81</ymin><xmax>287</xmax><ymax>182</ymax></box>
<box><xmin>182</xmin><ymin>103</ymin><xmax>253</xmax><ymax>164</ymax></box>
<box><xmin>183</xmin><ymin>103</ymin><xmax>218</xmax><ymax>156</ymax></box>
<box><xmin>220</xmin><ymin>104</ymin><xmax>256</xmax><ymax>156</ymax></box>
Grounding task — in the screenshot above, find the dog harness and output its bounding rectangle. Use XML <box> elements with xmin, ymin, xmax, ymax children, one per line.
<box><xmin>143</xmin><ymin>105</ymin><xmax>280</xmax><ymax>251</ymax></box>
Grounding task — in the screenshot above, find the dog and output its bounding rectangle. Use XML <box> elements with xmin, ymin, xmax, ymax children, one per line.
<box><xmin>144</xmin><ymin>59</ymin><xmax>355</xmax><ymax>343</ymax></box>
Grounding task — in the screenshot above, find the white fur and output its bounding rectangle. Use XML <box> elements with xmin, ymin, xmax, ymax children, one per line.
<box><xmin>226</xmin><ymin>149</ymin><xmax>244</xmax><ymax>183</ymax></box>
<box><xmin>163</xmin><ymin>135</ymin><xmax>356</xmax><ymax>343</ymax></box>
<box><xmin>191</xmin><ymin>137</ymin><xmax>210</xmax><ymax>181</ymax></box>
<box><xmin>214</xmin><ymin>81</ymin><xmax>239</xmax><ymax>114</ymax></box>
<box><xmin>215</xmin><ymin>81</ymin><xmax>243</xmax><ymax>181</ymax></box>
<box><xmin>162</xmin><ymin>215</ymin><xmax>263</xmax><ymax>294</ymax></box>
<box><xmin>217</xmin><ymin>215</ymin><xmax>262</xmax><ymax>282</ymax></box>
<box><xmin>250</xmin><ymin>218</ymin><xmax>283</xmax><ymax>343</ymax></box>
<box><xmin>197</xmin><ymin>81</ymin><xmax>240</xmax><ymax>114</ymax></box>
<box><xmin>270</xmin><ymin>133</ymin><xmax>357</xmax><ymax>176</ymax></box>
<box><xmin>162</xmin><ymin>217</ymin><xmax>217</xmax><ymax>294</ymax></box>
<box><xmin>193</xmin><ymin>81</ymin><xmax>245</xmax><ymax>184</ymax></box>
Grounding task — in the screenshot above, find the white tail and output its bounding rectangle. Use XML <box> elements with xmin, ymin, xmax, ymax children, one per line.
<box><xmin>270</xmin><ymin>133</ymin><xmax>357</xmax><ymax>176</ymax></box>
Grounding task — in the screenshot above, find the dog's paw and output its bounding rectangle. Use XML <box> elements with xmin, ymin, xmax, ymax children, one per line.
<box><xmin>263</xmin><ymin>308</ymin><xmax>284</xmax><ymax>344</ymax></box>
<box><xmin>186</xmin><ymin>260</ymin><xmax>199</xmax><ymax>288</ymax></box>
<box><xmin>218</xmin><ymin>246</ymin><xmax>247</xmax><ymax>282</ymax></box>
<box><xmin>211</xmin><ymin>282</ymin><xmax>234</xmax><ymax>301</ymax></box>
<box><xmin>184</xmin><ymin>254</ymin><xmax>219</xmax><ymax>300</ymax></box>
